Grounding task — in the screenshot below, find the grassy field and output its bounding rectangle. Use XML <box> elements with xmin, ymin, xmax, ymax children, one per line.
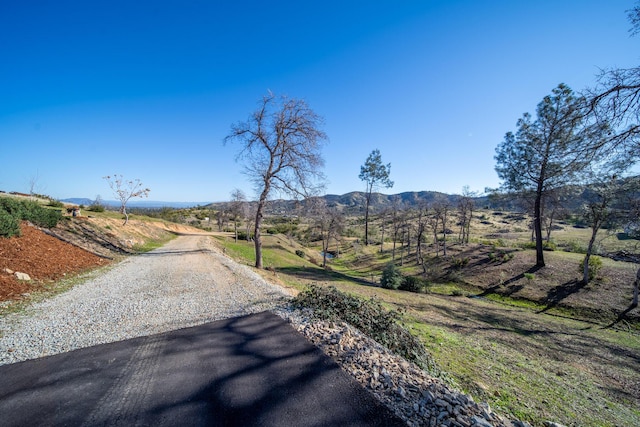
<box><xmin>212</xmin><ymin>220</ymin><xmax>640</xmax><ymax>427</ymax></box>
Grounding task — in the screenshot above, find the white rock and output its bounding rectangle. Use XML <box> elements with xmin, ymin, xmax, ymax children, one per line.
<box><xmin>15</xmin><ymin>272</ymin><xmax>31</xmax><ymax>281</ymax></box>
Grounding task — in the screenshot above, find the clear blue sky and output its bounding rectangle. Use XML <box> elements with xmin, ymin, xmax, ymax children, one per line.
<box><xmin>1</xmin><ymin>0</ymin><xmax>637</xmax><ymax>203</ymax></box>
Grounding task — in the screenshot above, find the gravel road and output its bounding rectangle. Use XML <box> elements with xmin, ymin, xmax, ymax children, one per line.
<box><xmin>0</xmin><ymin>235</ymin><xmax>290</xmax><ymax>366</ymax></box>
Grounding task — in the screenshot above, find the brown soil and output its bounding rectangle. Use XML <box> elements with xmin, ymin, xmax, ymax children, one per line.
<box><xmin>422</xmin><ymin>243</ymin><xmax>640</xmax><ymax>324</ymax></box>
<box><xmin>0</xmin><ymin>215</ymin><xmax>202</xmax><ymax>303</ymax></box>
<box><xmin>0</xmin><ymin>222</ymin><xmax>109</xmax><ymax>301</ymax></box>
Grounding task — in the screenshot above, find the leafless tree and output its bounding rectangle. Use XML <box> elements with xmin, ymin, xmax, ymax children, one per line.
<box><xmin>378</xmin><ymin>208</ymin><xmax>390</xmax><ymax>253</ymax></box>
<box><xmin>433</xmin><ymin>200</ymin><xmax>451</xmax><ymax>256</ymax></box>
<box><xmin>583</xmin><ymin>3</ymin><xmax>640</xmax><ymax>307</ymax></box>
<box><xmin>224</xmin><ymin>92</ymin><xmax>327</xmax><ymax>269</ymax></box>
<box><xmin>28</xmin><ymin>171</ymin><xmax>43</xmax><ymax>199</ymax></box>
<box><xmin>390</xmin><ymin>197</ymin><xmax>404</xmax><ymax>261</ymax></box>
<box><xmin>229</xmin><ymin>188</ymin><xmax>247</xmax><ymax>242</ymax></box>
<box><xmin>428</xmin><ymin>208</ymin><xmax>441</xmax><ymax>257</ymax></box>
<box><xmin>103</xmin><ymin>174</ymin><xmax>150</xmax><ymax>226</ymax></box>
<box><xmin>457</xmin><ymin>186</ymin><xmax>475</xmax><ymax>244</ymax></box>
<box><xmin>415</xmin><ymin>202</ymin><xmax>429</xmax><ymax>266</ymax></box>
<box><xmin>307</xmin><ymin>197</ymin><xmax>344</xmax><ymax>268</ymax></box>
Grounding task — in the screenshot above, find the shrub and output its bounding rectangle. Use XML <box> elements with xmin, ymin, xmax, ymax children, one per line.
<box><xmin>580</xmin><ymin>255</ymin><xmax>603</xmax><ymax>281</ymax></box>
<box><xmin>566</xmin><ymin>241</ymin><xmax>586</xmax><ymax>254</ymax></box>
<box><xmin>295</xmin><ymin>249</ymin><xmax>305</xmax><ymax>258</ymax></box>
<box><xmin>399</xmin><ymin>276</ymin><xmax>426</xmax><ymax>293</ymax></box>
<box><xmin>0</xmin><ymin>197</ymin><xmax>61</xmax><ymax>231</ymax></box>
<box><xmin>292</xmin><ymin>284</ymin><xmax>446</xmax><ymax>380</ymax></box>
<box><xmin>86</xmin><ymin>204</ymin><xmax>105</xmax><ymax>213</ymax></box>
<box><xmin>29</xmin><ymin>207</ymin><xmax>62</xmax><ymax>228</ymax></box>
<box><xmin>0</xmin><ymin>208</ymin><xmax>21</xmax><ymax>237</ymax></box>
<box><xmin>524</xmin><ymin>272</ymin><xmax>535</xmax><ymax>281</ymax></box>
<box><xmin>451</xmin><ymin>257</ymin><xmax>469</xmax><ymax>269</ymax></box>
<box><xmin>380</xmin><ymin>263</ymin><xmax>403</xmax><ymax>290</ymax></box>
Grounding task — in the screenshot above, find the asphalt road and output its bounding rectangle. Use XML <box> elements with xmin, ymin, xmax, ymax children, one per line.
<box><xmin>0</xmin><ymin>311</ymin><xmax>406</xmax><ymax>426</ymax></box>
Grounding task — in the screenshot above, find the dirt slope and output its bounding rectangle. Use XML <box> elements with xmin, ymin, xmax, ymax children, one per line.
<box><xmin>0</xmin><ymin>216</ymin><xmax>201</xmax><ymax>302</ymax></box>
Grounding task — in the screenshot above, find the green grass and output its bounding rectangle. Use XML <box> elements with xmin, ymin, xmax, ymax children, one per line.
<box><xmin>132</xmin><ymin>234</ymin><xmax>176</xmax><ymax>252</ymax></box>
<box><xmin>212</xmin><ymin>231</ymin><xmax>640</xmax><ymax>427</ymax></box>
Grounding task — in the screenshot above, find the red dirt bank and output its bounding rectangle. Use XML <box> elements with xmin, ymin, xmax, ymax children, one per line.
<box><xmin>0</xmin><ymin>222</ymin><xmax>108</xmax><ymax>301</ymax></box>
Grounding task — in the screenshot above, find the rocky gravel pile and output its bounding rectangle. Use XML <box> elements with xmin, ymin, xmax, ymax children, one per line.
<box><xmin>276</xmin><ymin>306</ymin><xmax>537</xmax><ymax>427</ymax></box>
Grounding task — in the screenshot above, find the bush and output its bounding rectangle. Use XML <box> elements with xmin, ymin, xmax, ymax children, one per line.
<box><xmin>565</xmin><ymin>241</ymin><xmax>586</xmax><ymax>254</ymax></box>
<box><xmin>451</xmin><ymin>257</ymin><xmax>469</xmax><ymax>269</ymax></box>
<box><xmin>580</xmin><ymin>255</ymin><xmax>603</xmax><ymax>281</ymax></box>
<box><xmin>29</xmin><ymin>207</ymin><xmax>62</xmax><ymax>228</ymax></box>
<box><xmin>86</xmin><ymin>204</ymin><xmax>105</xmax><ymax>213</ymax></box>
<box><xmin>0</xmin><ymin>197</ymin><xmax>62</xmax><ymax>233</ymax></box>
<box><xmin>380</xmin><ymin>263</ymin><xmax>403</xmax><ymax>290</ymax></box>
<box><xmin>292</xmin><ymin>284</ymin><xmax>446</xmax><ymax>380</ymax></box>
<box><xmin>0</xmin><ymin>208</ymin><xmax>20</xmax><ymax>237</ymax></box>
<box><xmin>295</xmin><ymin>249</ymin><xmax>305</xmax><ymax>258</ymax></box>
<box><xmin>399</xmin><ymin>276</ymin><xmax>427</xmax><ymax>293</ymax></box>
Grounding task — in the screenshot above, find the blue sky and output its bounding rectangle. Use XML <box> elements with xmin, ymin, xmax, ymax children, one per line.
<box><xmin>1</xmin><ymin>1</ymin><xmax>637</xmax><ymax>203</ymax></box>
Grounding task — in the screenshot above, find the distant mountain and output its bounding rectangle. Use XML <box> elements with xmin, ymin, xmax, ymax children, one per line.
<box><xmin>61</xmin><ymin>198</ymin><xmax>210</xmax><ymax>209</ymax></box>
<box><xmin>206</xmin><ymin>191</ymin><xmax>491</xmax><ymax>215</ymax></box>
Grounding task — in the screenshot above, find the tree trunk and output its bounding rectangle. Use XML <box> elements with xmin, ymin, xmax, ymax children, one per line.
<box><xmin>633</xmin><ymin>268</ymin><xmax>640</xmax><ymax>309</ymax></box>
<box><xmin>364</xmin><ymin>193</ymin><xmax>371</xmax><ymax>245</ymax></box>
<box><xmin>322</xmin><ymin>238</ymin><xmax>328</xmax><ymax>268</ymax></box>
<box><xmin>583</xmin><ymin>225</ymin><xmax>599</xmax><ymax>284</ymax></box>
<box><xmin>121</xmin><ymin>205</ymin><xmax>129</xmax><ymax>226</ymax></box>
<box><xmin>442</xmin><ymin>216</ymin><xmax>447</xmax><ymax>257</ymax></box>
<box><xmin>380</xmin><ymin>217</ymin><xmax>385</xmax><ymax>253</ymax></box>
<box><xmin>534</xmin><ymin>191</ymin><xmax>545</xmax><ymax>267</ymax></box>
<box><xmin>254</xmin><ymin>186</ymin><xmax>270</xmax><ymax>269</ymax></box>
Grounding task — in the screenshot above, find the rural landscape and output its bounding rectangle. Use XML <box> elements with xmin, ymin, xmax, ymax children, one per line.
<box><xmin>0</xmin><ymin>182</ymin><xmax>639</xmax><ymax>426</ymax></box>
<box><xmin>2</xmin><ymin>2</ymin><xmax>640</xmax><ymax>427</ymax></box>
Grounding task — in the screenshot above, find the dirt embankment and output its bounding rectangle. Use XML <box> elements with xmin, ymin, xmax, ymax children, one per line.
<box><xmin>0</xmin><ymin>216</ymin><xmax>201</xmax><ymax>302</ymax></box>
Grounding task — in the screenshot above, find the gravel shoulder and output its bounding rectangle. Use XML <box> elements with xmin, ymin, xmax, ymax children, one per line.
<box><xmin>0</xmin><ymin>235</ymin><xmax>290</xmax><ymax>365</ymax></box>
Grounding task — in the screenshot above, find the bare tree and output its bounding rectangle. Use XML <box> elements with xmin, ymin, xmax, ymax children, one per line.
<box><xmin>243</xmin><ymin>202</ymin><xmax>256</xmax><ymax>242</ymax></box>
<box><xmin>415</xmin><ymin>202</ymin><xmax>428</xmax><ymax>266</ymax></box>
<box><xmin>378</xmin><ymin>208</ymin><xmax>390</xmax><ymax>253</ymax></box>
<box><xmin>580</xmin><ymin>171</ymin><xmax>638</xmax><ymax>284</ymax></box>
<box><xmin>390</xmin><ymin>197</ymin><xmax>404</xmax><ymax>261</ymax></box>
<box><xmin>307</xmin><ymin>197</ymin><xmax>344</xmax><ymax>268</ymax></box>
<box><xmin>224</xmin><ymin>93</ymin><xmax>327</xmax><ymax>269</ymax></box>
<box><xmin>583</xmin><ymin>4</ymin><xmax>640</xmax><ymax>309</ymax></box>
<box><xmin>28</xmin><ymin>171</ymin><xmax>43</xmax><ymax>199</ymax></box>
<box><xmin>429</xmin><ymin>207</ymin><xmax>441</xmax><ymax>257</ymax></box>
<box><xmin>359</xmin><ymin>149</ymin><xmax>393</xmax><ymax>245</ymax></box>
<box><xmin>457</xmin><ymin>186</ymin><xmax>475</xmax><ymax>244</ymax></box>
<box><xmin>433</xmin><ymin>200</ymin><xmax>451</xmax><ymax>256</ymax></box>
<box><xmin>229</xmin><ymin>188</ymin><xmax>247</xmax><ymax>242</ymax></box>
<box><xmin>103</xmin><ymin>175</ymin><xmax>150</xmax><ymax>226</ymax></box>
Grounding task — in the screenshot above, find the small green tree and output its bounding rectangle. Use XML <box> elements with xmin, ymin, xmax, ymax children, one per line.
<box><xmin>380</xmin><ymin>263</ymin><xmax>403</xmax><ymax>290</ymax></box>
<box><xmin>359</xmin><ymin>149</ymin><xmax>393</xmax><ymax>245</ymax></box>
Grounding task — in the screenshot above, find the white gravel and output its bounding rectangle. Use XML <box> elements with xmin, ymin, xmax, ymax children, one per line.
<box><xmin>0</xmin><ymin>235</ymin><xmax>290</xmax><ymax>366</ymax></box>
